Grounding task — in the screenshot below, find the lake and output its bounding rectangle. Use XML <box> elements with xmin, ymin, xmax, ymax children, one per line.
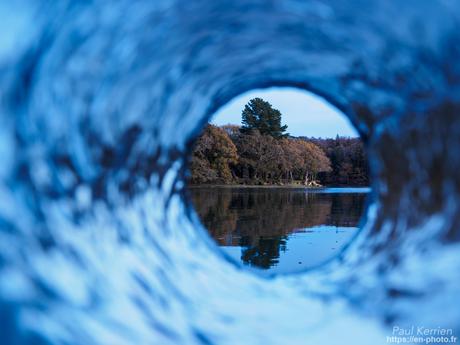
<box><xmin>189</xmin><ymin>186</ymin><xmax>370</xmax><ymax>275</ymax></box>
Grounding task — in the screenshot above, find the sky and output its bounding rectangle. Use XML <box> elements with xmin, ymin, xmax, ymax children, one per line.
<box><xmin>211</xmin><ymin>87</ymin><xmax>358</xmax><ymax>138</ymax></box>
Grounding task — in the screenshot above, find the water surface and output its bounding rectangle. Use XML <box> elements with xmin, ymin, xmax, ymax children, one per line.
<box><xmin>190</xmin><ymin>187</ymin><xmax>369</xmax><ymax>274</ymax></box>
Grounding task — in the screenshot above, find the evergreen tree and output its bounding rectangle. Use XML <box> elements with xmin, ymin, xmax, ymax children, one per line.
<box><xmin>240</xmin><ymin>98</ymin><xmax>288</xmax><ymax>138</ymax></box>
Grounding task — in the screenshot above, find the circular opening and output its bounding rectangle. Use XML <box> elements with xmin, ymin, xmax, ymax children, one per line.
<box><xmin>187</xmin><ymin>87</ymin><xmax>371</xmax><ymax>275</ymax></box>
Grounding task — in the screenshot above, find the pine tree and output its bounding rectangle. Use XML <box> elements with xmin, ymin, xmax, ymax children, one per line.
<box><xmin>240</xmin><ymin>98</ymin><xmax>288</xmax><ymax>138</ymax></box>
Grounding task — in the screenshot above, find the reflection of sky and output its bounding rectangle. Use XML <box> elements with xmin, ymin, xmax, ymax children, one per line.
<box><xmin>211</xmin><ymin>87</ymin><xmax>359</xmax><ymax>138</ymax></box>
<box><xmin>307</xmin><ymin>187</ymin><xmax>371</xmax><ymax>194</ymax></box>
<box><xmin>220</xmin><ymin>246</ymin><xmax>243</xmax><ymax>264</ymax></box>
<box><xmin>220</xmin><ymin>225</ymin><xmax>358</xmax><ymax>275</ymax></box>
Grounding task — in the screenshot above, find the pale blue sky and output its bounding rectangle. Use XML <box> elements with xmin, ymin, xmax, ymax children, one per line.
<box><xmin>211</xmin><ymin>87</ymin><xmax>358</xmax><ymax>138</ymax></box>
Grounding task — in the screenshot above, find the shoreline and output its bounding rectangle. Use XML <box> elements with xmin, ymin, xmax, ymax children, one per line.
<box><xmin>187</xmin><ymin>184</ymin><xmax>370</xmax><ymax>189</ymax></box>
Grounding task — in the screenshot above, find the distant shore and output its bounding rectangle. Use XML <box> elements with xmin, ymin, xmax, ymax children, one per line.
<box><xmin>188</xmin><ymin>184</ymin><xmax>370</xmax><ymax>189</ymax></box>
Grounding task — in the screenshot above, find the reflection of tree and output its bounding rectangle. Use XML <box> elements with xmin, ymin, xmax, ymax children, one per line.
<box><xmin>327</xmin><ymin>193</ymin><xmax>366</xmax><ymax>227</ymax></box>
<box><xmin>189</xmin><ymin>187</ymin><xmax>238</xmax><ymax>244</ymax></box>
<box><xmin>189</xmin><ymin>187</ymin><xmax>366</xmax><ymax>268</ymax></box>
<box><xmin>240</xmin><ymin>236</ymin><xmax>287</xmax><ymax>269</ymax></box>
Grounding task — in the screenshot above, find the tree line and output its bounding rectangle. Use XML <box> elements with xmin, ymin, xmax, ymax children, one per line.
<box><xmin>188</xmin><ymin>97</ymin><xmax>369</xmax><ymax>186</ymax></box>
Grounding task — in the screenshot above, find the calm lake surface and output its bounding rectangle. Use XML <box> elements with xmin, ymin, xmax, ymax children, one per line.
<box><xmin>190</xmin><ymin>186</ymin><xmax>370</xmax><ymax>274</ymax></box>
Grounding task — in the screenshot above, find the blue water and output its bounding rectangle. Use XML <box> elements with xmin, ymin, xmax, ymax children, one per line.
<box><xmin>191</xmin><ymin>187</ymin><xmax>367</xmax><ymax>274</ymax></box>
<box><xmin>222</xmin><ymin>226</ymin><xmax>358</xmax><ymax>275</ymax></box>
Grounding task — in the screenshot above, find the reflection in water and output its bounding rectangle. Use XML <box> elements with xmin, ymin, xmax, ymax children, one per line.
<box><xmin>190</xmin><ymin>187</ymin><xmax>368</xmax><ymax>274</ymax></box>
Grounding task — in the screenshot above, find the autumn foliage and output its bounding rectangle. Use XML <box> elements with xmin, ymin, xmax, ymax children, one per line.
<box><xmin>189</xmin><ymin>124</ymin><xmax>369</xmax><ymax>186</ymax></box>
<box><xmin>189</xmin><ymin>97</ymin><xmax>369</xmax><ymax>186</ymax></box>
<box><xmin>189</xmin><ymin>125</ymin><xmax>238</xmax><ymax>183</ymax></box>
